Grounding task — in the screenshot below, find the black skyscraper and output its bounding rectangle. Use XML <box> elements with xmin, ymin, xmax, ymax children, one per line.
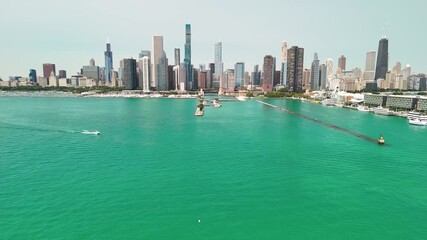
<box><xmin>374</xmin><ymin>37</ymin><xmax>389</xmax><ymax>81</ymax></box>
<box><xmin>122</xmin><ymin>58</ymin><xmax>138</xmax><ymax>90</ymax></box>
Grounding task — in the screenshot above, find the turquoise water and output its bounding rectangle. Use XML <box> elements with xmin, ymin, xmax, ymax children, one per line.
<box><xmin>0</xmin><ymin>97</ymin><xmax>426</xmax><ymax>239</ymax></box>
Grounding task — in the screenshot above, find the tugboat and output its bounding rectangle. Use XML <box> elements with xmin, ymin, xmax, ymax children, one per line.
<box><xmin>377</xmin><ymin>134</ymin><xmax>385</xmax><ymax>145</ymax></box>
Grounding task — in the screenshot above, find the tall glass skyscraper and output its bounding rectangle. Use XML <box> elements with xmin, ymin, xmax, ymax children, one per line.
<box><xmin>29</xmin><ymin>69</ymin><xmax>37</xmax><ymax>83</ymax></box>
<box><xmin>184</xmin><ymin>24</ymin><xmax>194</xmax><ymax>89</ymax></box>
<box><xmin>234</xmin><ymin>62</ymin><xmax>245</xmax><ymax>87</ymax></box>
<box><xmin>122</xmin><ymin>58</ymin><xmax>137</xmax><ymax>90</ymax></box>
<box><xmin>152</xmin><ymin>35</ymin><xmax>168</xmax><ymax>90</ymax></box>
<box><xmin>375</xmin><ymin>37</ymin><xmax>389</xmax><ymax>81</ymax></box>
<box><xmin>104</xmin><ymin>42</ymin><xmax>113</xmax><ymax>83</ymax></box>
<box><xmin>214</xmin><ymin>42</ymin><xmax>223</xmax><ymax>81</ymax></box>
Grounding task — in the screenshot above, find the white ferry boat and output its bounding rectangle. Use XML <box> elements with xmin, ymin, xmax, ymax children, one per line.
<box><xmin>373</xmin><ymin>106</ymin><xmax>395</xmax><ymax>116</ymax></box>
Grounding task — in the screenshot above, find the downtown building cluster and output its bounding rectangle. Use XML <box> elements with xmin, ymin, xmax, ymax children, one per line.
<box><xmin>1</xmin><ymin>27</ymin><xmax>426</xmax><ymax>93</ymax></box>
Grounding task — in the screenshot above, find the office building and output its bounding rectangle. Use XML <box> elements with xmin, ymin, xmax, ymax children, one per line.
<box><xmin>234</xmin><ymin>62</ymin><xmax>245</xmax><ymax>88</ymax></box>
<box><xmin>214</xmin><ymin>42</ymin><xmax>223</xmax><ymax>80</ymax></box>
<box><xmin>311</xmin><ymin>53</ymin><xmax>320</xmax><ymax>91</ymax></box>
<box><xmin>281</xmin><ymin>41</ymin><xmax>288</xmax><ymax>86</ymax></box>
<box><xmin>338</xmin><ymin>55</ymin><xmax>346</xmax><ymax>71</ymax></box>
<box><xmin>375</xmin><ymin>37</ymin><xmax>389</xmax><ymax>81</ymax></box>
<box><xmin>122</xmin><ymin>58</ymin><xmax>138</xmax><ymax>90</ymax></box>
<box><xmin>58</xmin><ymin>70</ymin><xmax>66</xmax><ymax>79</ymax></box>
<box><xmin>29</xmin><ymin>69</ymin><xmax>37</xmax><ymax>83</ymax></box>
<box><xmin>152</xmin><ymin>36</ymin><xmax>168</xmax><ymax>90</ymax></box>
<box><xmin>43</xmin><ymin>63</ymin><xmax>56</xmax><ymax>79</ymax></box>
<box><xmin>174</xmin><ymin>48</ymin><xmax>180</xmax><ymax>66</ymax></box>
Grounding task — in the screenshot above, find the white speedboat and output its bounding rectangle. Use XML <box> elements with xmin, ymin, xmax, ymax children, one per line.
<box><xmin>194</xmin><ymin>108</ymin><xmax>204</xmax><ymax>116</ymax></box>
<box><xmin>409</xmin><ymin>118</ymin><xmax>427</xmax><ymax>126</ymax></box>
<box><xmin>212</xmin><ymin>100</ymin><xmax>222</xmax><ymax>108</ymax></box>
<box><xmin>236</xmin><ymin>96</ymin><xmax>248</xmax><ymax>102</ymax></box>
<box><xmin>373</xmin><ymin>106</ymin><xmax>394</xmax><ymax>116</ymax></box>
<box><xmin>357</xmin><ymin>106</ymin><xmax>370</xmax><ymax>112</ymax></box>
<box><xmin>82</xmin><ymin>130</ymin><xmax>100</xmax><ymax>135</ymax></box>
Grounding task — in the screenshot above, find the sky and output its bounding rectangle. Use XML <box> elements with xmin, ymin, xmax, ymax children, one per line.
<box><xmin>0</xmin><ymin>0</ymin><xmax>426</xmax><ymax>79</ymax></box>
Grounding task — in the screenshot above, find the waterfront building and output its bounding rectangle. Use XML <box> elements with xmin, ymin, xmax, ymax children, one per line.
<box><xmin>198</xmin><ymin>71</ymin><xmax>207</xmax><ymax>89</ymax></box>
<box><xmin>48</xmin><ymin>71</ymin><xmax>58</xmax><ymax>87</ymax></box>
<box><xmin>262</xmin><ymin>55</ymin><xmax>274</xmax><ymax>92</ymax></box>
<box><xmin>311</xmin><ymin>53</ymin><xmax>320</xmax><ymax>91</ymax></box>
<box><xmin>174</xmin><ymin>48</ymin><xmax>180</xmax><ymax>66</ymax></box>
<box><xmin>173</xmin><ymin>65</ymin><xmax>181</xmax><ymax>91</ymax></box>
<box><xmin>104</xmin><ymin>42</ymin><xmax>113</xmax><ymax>83</ymax></box>
<box><xmin>281</xmin><ymin>41</ymin><xmax>288</xmax><ymax>86</ymax></box>
<box><xmin>375</xmin><ymin>37</ymin><xmax>389</xmax><ymax>81</ymax></box>
<box><xmin>122</xmin><ymin>58</ymin><xmax>138</xmax><ymax>90</ymax></box>
<box><xmin>43</xmin><ymin>63</ymin><xmax>56</xmax><ymax>79</ymax></box>
<box><xmin>29</xmin><ymin>69</ymin><xmax>37</xmax><ymax>83</ymax></box>
<box><xmin>364</xmin><ymin>51</ymin><xmax>376</xmax><ymax>81</ymax></box>
<box><xmin>234</xmin><ymin>62</ymin><xmax>245</xmax><ymax>88</ymax></box>
<box><xmin>152</xmin><ymin>35</ymin><xmax>168</xmax><ymax>90</ymax></box>
<box><xmin>251</xmin><ymin>65</ymin><xmax>261</xmax><ymax>86</ymax></box>
<box><xmin>338</xmin><ymin>55</ymin><xmax>346</xmax><ymax>71</ymax></box>
<box><xmin>286</xmin><ymin>46</ymin><xmax>304</xmax><ymax>91</ymax></box>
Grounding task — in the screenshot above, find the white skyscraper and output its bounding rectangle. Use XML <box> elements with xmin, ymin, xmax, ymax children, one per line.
<box><xmin>152</xmin><ymin>36</ymin><xmax>168</xmax><ymax>90</ymax></box>
<box><xmin>280</xmin><ymin>41</ymin><xmax>288</xmax><ymax>85</ymax></box>
<box><xmin>326</xmin><ymin>58</ymin><xmax>334</xmax><ymax>80</ymax></box>
<box><xmin>364</xmin><ymin>51</ymin><xmax>376</xmax><ymax>81</ymax></box>
<box><xmin>141</xmin><ymin>56</ymin><xmax>151</xmax><ymax>92</ymax></box>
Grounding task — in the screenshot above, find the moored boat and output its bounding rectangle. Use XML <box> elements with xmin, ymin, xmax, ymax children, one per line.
<box><xmin>373</xmin><ymin>106</ymin><xmax>394</xmax><ymax>116</ymax></box>
<box><xmin>409</xmin><ymin>118</ymin><xmax>427</xmax><ymax>126</ymax></box>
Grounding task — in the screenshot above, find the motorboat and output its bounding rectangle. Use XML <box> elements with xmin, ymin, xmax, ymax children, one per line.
<box><xmin>236</xmin><ymin>96</ymin><xmax>248</xmax><ymax>102</ymax></box>
<box><xmin>212</xmin><ymin>99</ymin><xmax>222</xmax><ymax>108</ymax></box>
<box><xmin>409</xmin><ymin>118</ymin><xmax>427</xmax><ymax>126</ymax></box>
<box><xmin>373</xmin><ymin>106</ymin><xmax>395</xmax><ymax>116</ymax></box>
<box><xmin>357</xmin><ymin>106</ymin><xmax>370</xmax><ymax>112</ymax></box>
<box><xmin>377</xmin><ymin>134</ymin><xmax>385</xmax><ymax>145</ymax></box>
<box><xmin>82</xmin><ymin>130</ymin><xmax>100</xmax><ymax>135</ymax></box>
<box><xmin>321</xmin><ymin>98</ymin><xmax>337</xmax><ymax>106</ymax></box>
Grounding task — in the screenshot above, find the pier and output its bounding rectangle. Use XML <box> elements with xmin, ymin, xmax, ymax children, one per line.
<box><xmin>256</xmin><ymin>100</ymin><xmax>380</xmax><ymax>144</ymax></box>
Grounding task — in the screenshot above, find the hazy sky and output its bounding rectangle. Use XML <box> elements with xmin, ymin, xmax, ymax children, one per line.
<box><xmin>0</xmin><ymin>0</ymin><xmax>426</xmax><ymax>79</ymax></box>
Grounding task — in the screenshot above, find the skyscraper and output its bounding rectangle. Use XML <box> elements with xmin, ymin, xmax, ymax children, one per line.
<box><xmin>141</xmin><ymin>56</ymin><xmax>151</xmax><ymax>92</ymax></box>
<box><xmin>43</xmin><ymin>63</ymin><xmax>56</xmax><ymax>79</ymax></box>
<box><xmin>252</xmin><ymin>65</ymin><xmax>261</xmax><ymax>86</ymax></box>
<box><xmin>234</xmin><ymin>62</ymin><xmax>245</xmax><ymax>88</ymax></box>
<box><xmin>152</xmin><ymin>35</ymin><xmax>168</xmax><ymax>90</ymax></box>
<box><xmin>184</xmin><ymin>24</ymin><xmax>194</xmax><ymax>89</ymax></box>
<box><xmin>174</xmin><ymin>48</ymin><xmax>180</xmax><ymax>66</ymax></box>
<box><xmin>286</xmin><ymin>46</ymin><xmax>304</xmax><ymax>92</ymax></box>
<box><xmin>338</xmin><ymin>55</ymin><xmax>346</xmax><ymax>71</ymax></box>
<box><xmin>262</xmin><ymin>55</ymin><xmax>274</xmax><ymax>92</ymax></box>
<box><xmin>29</xmin><ymin>69</ymin><xmax>37</xmax><ymax>83</ymax></box>
<box><xmin>310</xmin><ymin>53</ymin><xmax>320</xmax><ymax>91</ymax></box>
<box><xmin>364</xmin><ymin>51</ymin><xmax>376</xmax><ymax>81</ymax></box>
<box><xmin>281</xmin><ymin>41</ymin><xmax>288</xmax><ymax>86</ymax></box>
<box><xmin>214</xmin><ymin>42</ymin><xmax>223</xmax><ymax>80</ymax></box>
<box><xmin>375</xmin><ymin>37</ymin><xmax>389</xmax><ymax>81</ymax></box>
<box><xmin>90</xmin><ymin>58</ymin><xmax>95</xmax><ymax>67</ymax></box>
<box><xmin>326</xmin><ymin>58</ymin><xmax>334</xmax><ymax>80</ymax></box>
<box><xmin>319</xmin><ymin>64</ymin><xmax>327</xmax><ymax>90</ymax></box>
<box><xmin>58</xmin><ymin>70</ymin><xmax>66</xmax><ymax>79</ymax></box>
<box><xmin>104</xmin><ymin>42</ymin><xmax>113</xmax><ymax>83</ymax></box>
<box><xmin>122</xmin><ymin>58</ymin><xmax>138</xmax><ymax>90</ymax></box>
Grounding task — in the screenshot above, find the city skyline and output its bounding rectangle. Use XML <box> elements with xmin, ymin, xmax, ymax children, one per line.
<box><xmin>0</xmin><ymin>0</ymin><xmax>426</xmax><ymax>79</ymax></box>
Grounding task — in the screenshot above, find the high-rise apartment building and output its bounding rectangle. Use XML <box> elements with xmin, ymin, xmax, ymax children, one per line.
<box><xmin>326</xmin><ymin>58</ymin><xmax>334</xmax><ymax>80</ymax></box>
<box><xmin>43</xmin><ymin>63</ymin><xmax>56</xmax><ymax>79</ymax></box>
<box><xmin>286</xmin><ymin>46</ymin><xmax>304</xmax><ymax>91</ymax></box>
<box><xmin>364</xmin><ymin>51</ymin><xmax>376</xmax><ymax>81</ymax></box>
<box><xmin>58</xmin><ymin>70</ymin><xmax>66</xmax><ymax>79</ymax></box>
<box><xmin>104</xmin><ymin>42</ymin><xmax>113</xmax><ymax>83</ymax></box>
<box><xmin>319</xmin><ymin>64</ymin><xmax>327</xmax><ymax>90</ymax></box>
<box><xmin>174</xmin><ymin>48</ymin><xmax>180</xmax><ymax>66</ymax></box>
<box><xmin>122</xmin><ymin>58</ymin><xmax>138</xmax><ymax>90</ymax></box>
<box><xmin>281</xmin><ymin>41</ymin><xmax>288</xmax><ymax>86</ymax></box>
<box><xmin>338</xmin><ymin>55</ymin><xmax>346</xmax><ymax>71</ymax></box>
<box><xmin>141</xmin><ymin>56</ymin><xmax>151</xmax><ymax>92</ymax></box>
<box><xmin>184</xmin><ymin>24</ymin><xmax>194</xmax><ymax>90</ymax></box>
<box><xmin>214</xmin><ymin>42</ymin><xmax>223</xmax><ymax>80</ymax></box>
<box><xmin>311</xmin><ymin>53</ymin><xmax>320</xmax><ymax>91</ymax></box>
<box><xmin>262</xmin><ymin>55</ymin><xmax>274</xmax><ymax>92</ymax></box>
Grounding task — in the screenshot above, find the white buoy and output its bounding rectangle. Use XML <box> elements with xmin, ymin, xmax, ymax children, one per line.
<box><xmin>198</xmin><ymin>219</ymin><xmax>201</xmax><ymax>223</ymax></box>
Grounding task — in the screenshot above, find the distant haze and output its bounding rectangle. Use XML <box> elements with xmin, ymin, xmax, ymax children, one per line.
<box><xmin>0</xmin><ymin>0</ymin><xmax>426</xmax><ymax>78</ymax></box>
